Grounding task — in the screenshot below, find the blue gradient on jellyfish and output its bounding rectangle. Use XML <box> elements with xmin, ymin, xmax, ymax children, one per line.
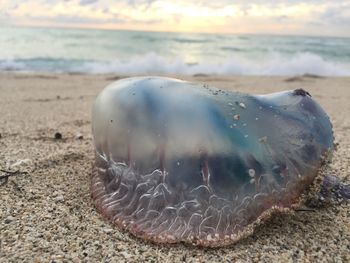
<box><xmin>91</xmin><ymin>77</ymin><xmax>333</xmax><ymax>246</ymax></box>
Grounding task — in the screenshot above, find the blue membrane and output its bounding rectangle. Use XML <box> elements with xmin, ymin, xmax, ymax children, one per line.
<box><xmin>91</xmin><ymin>77</ymin><xmax>333</xmax><ymax>246</ymax></box>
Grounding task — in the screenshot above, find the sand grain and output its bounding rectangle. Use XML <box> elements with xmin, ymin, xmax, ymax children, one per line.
<box><xmin>0</xmin><ymin>73</ymin><xmax>349</xmax><ymax>262</ymax></box>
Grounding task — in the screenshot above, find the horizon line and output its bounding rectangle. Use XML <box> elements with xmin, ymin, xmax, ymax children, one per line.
<box><xmin>1</xmin><ymin>23</ymin><xmax>350</xmax><ymax>40</ymax></box>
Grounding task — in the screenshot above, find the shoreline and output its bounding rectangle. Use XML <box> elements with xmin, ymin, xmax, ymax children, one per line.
<box><xmin>0</xmin><ymin>72</ymin><xmax>349</xmax><ymax>262</ymax></box>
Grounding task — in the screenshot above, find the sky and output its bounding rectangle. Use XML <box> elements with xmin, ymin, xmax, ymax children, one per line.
<box><xmin>0</xmin><ymin>0</ymin><xmax>349</xmax><ymax>37</ymax></box>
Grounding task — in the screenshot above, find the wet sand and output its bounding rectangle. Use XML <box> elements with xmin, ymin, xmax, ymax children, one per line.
<box><xmin>0</xmin><ymin>72</ymin><xmax>349</xmax><ymax>262</ymax></box>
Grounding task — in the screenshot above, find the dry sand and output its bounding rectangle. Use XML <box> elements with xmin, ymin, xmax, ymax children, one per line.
<box><xmin>0</xmin><ymin>72</ymin><xmax>349</xmax><ymax>262</ymax></box>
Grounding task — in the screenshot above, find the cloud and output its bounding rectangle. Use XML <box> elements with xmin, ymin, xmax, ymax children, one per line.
<box><xmin>79</xmin><ymin>0</ymin><xmax>98</xmax><ymax>5</ymax></box>
<box><xmin>125</xmin><ymin>0</ymin><xmax>157</xmax><ymax>10</ymax></box>
<box><xmin>54</xmin><ymin>14</ymin><xmax>108</xmax><ymax>24</ymax></box>
<box><xmin>0</xmin><ymin>10</ymin><xmax>10</xmax><ymax>19</ymax></box>
<box><xmin>320</xmin><ymin>3</ymin><xmax>350</xmax><ymax>25</ymax></box>
<box><xmin>0</xmin><ymin>0</ymin><xmax>349</xmax><ymax>36</ymax></box>
<box><xmin>23</xmin><ymin>13</ymin><xmax>125</xmax><ymax>25</ymax></box>
<box><xmin>275</xmin><ymin>15</ymin><xmax>289</xmax><ymax>22</ymax></box>
<box><xmin>126</xmin><ymin>0</ymin><xmax>157</xmax><ymax>5</ymax></box>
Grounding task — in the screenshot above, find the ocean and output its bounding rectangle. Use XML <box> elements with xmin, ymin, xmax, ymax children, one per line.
<box><xmin>1</xmin><ymin>26</ymin><xmax>350</xmax><ymax>76</ymax></box>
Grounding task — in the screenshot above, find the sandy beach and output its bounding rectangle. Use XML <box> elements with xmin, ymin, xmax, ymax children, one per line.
<box><xmin>0</xmin><ymin>72</ymin><xmax>349</xmax><ymax>262</ymax></box>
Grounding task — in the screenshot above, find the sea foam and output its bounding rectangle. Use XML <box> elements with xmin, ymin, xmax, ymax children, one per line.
<box><xmin>64</xmin><ymin>52</ymin><xmax>350</xmax><ymax>76</ymax></box>
<box><xmin>1</xmin><ymin>26</ymin><xmax>349</xmax><ymax>76</ymax></box>
<box><xmin>1</xmin><ymin>52</ymin><xmax>349</xmax><ymax>76</ymax></box>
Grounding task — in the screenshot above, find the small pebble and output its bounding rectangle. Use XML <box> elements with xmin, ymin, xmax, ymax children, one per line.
<box><xmin>54</xmin><ymin>132</ymin><xmax>62</xmax><ymax>140</ymax></box>
<box><xmin>103</xmin><ymin>228</ymin><xmax>114</xmax><ymax>234</ymax></box>
<box><xmin>11</xmin><ymin>158</ymin><xmax>32</xmax><ymax>168</ymax></box>
<box><xmin>4</xmin><ymin>216</ymin><xmax>15</xmax><ymax>224</ymax></box>
<box><xmin>54</xmin><ymin>195</ymin><xmax>65</xmax><ymax>203</ymax></box>
<box><xmin>75</xmin><ymin>133</ymin><xmax>83</xmax><ymax>140</ymax></box>
<box><xmin>120</xmin><ymin>251</ymin><xmax>132</xmax><ymax>259</ymax></box>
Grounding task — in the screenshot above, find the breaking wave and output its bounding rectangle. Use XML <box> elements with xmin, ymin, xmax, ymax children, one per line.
<box><xmin>1</xmin><ymin>52</ymin><xmax>349</xmax><ymax>76</ymax></box>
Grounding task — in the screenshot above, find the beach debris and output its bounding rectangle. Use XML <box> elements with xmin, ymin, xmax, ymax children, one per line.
<box><xmin>10</xmin><ymin>158</ymin><xmax>32</xmax><ymax>169</ymax></box>
<box><xmin>54</xmin><ymin>195</ymin><xmax>65</xmax><ymax>203</ymax></box>
<box><xmin>0</xmin><ymin>169</ymin><xmax>29</xmax><ymax>186</ymax></box>
<box><xmin>120</xmin><ymin>251</ymin><xmax>132</xmax><ymax>259</ymax></box>
<box><xmin>302</xmin><ymin>73</ymin><xmax>324</xmax><ymax>79</ymax></box>
<box><xmin>106</xmin><ymin>76</ymin><xmax>129</xmax><ymax>81</ymax></box>
<box><xmin>284</xmin><ymin>76</ymin><xmax>304</xmax><ymax>82</ymax></box>
<box><xmin>54</xmin><ymin>132</ymin><xmax>62</xmax><ymax>140</ymax></box>
<box><xmin>91</xmin><ymin>76</ymin><xmax>334</xmax><ymax>247</ymax></box>
<box><xmin>319</xmin><ymin>174</ymin><xmax>350</xmax><ymax>203</ymax></box>
<box><xmin>102</xmin><ymin>228</ymin><xmax>114</xmax><ymax>234</ymax></box>
<box><xmin>193</xmin><ymin>73</ymin><xmax>209</xmax><ymax>77</ymax></box>
<box><xmin>4</xmin><ymin>216</ymin><xmax>16</xmax><ymax>224</ymax></box>
<box><xmin>285</xmin><ymin>74</ymin><xmax>324</xmax><ymax>82</ymax></box>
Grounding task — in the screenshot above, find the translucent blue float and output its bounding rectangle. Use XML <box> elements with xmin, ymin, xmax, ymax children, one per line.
<box><xmin>91</xmin><ymin>77</ymin><xmax>334</xmax><ymax>246</ymax></box>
